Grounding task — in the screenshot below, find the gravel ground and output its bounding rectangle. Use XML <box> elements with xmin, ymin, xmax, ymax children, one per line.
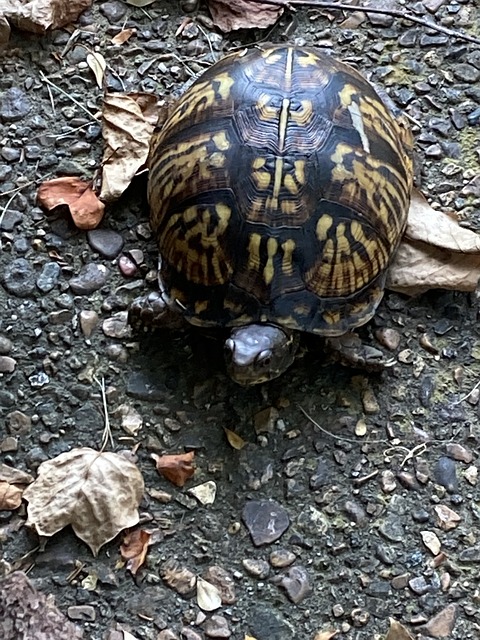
<box><xmin>1</xmin><ymin>1</ymin><xmax>480</xmax><ymax>639</ymax></box>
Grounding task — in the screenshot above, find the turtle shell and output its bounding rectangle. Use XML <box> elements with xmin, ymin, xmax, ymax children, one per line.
<box><xmin>147</xmin><ymin>45</ymin><xmax>413</xmax><ymax>336</ymax></box>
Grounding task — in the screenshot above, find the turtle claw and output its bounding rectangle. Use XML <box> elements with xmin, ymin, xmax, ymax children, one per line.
<box><xmin>129</xmin><ymin>291</ymin><xmax>184</xmax><ymax>330</ymax></box>
<box><xmin>325</xmin><ymin>332</ymin><xmax>394</xmax><ymax>372</ymax></box>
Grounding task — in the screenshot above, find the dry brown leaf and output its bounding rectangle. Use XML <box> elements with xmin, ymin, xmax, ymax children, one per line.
<box><xmin>224</xmin><ymin>427</ymin><xmax>247</xmax><ymax>450</ymax></box>
<box><xmin>0</xmin><ymin>481</ymin><xmax>24</xmax><ymax>510</ymax></box>
<box><xmin>36</xmin><ymin>176</ymin><xmax>105</xmax><ymax>229</ymax></box>
<box><xmin>86</xmin><ymin>51</ymin><xmax>106</xmax><ymax>88</ymax></box>
<box><xmin>111</xmin><ymin>28</ymin><xmax>136</xmax><ymax>45</ymax></box>
<box><xmin>23</xmin><ymin>447</ymin><xmax>145</xmax><ymax>556</ymax></box>
<box><xmin>387</xmin><ymin>189</ymin><xmax>480</xmax><ymax>295</ymax></box>
<box><xmin>385</xmin><ymin>618</ymin><xmax>414</xmax><ymax>640</ymax></box>
<box><xmin>99</xmin><ymin>92</ymin><xmax>159</xmax><ymax>202</ymax></box>
<box><xmin>1</xmin><ymin>0</ymin><xmax>92</xmax><ymax>33</ymax></box>
<box><xmin>152</xmin><ymin>451</ymin><xmax>195</xmax><ymax>487</ymax></box>
<box><xmin>120</xmin><ymin>529</ymin><xmax>151</xmax><ymax>575</ymax></box>
<box><xmin>207</xmin><ymin>0</ymin><xmax>283</xmax><ymax>31</ymax></box>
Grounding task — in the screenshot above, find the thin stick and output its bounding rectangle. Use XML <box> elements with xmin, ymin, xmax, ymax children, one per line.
<box><xmin>94</xmin><ymin>376</ymin><xmax>114</xmax><ymax>451</ymax></box>
<box><xmin>39</xmin><ymin>71</ymin><xmax>100</xmax><ymax>121</ymax></box>
<box><xmin>299</xmin><ymin>405</ymin><xmax>389</xmax><ymax>444</ymax></box>
<box><xmin>256</xmin><ymin>0</ymin><xmax>480</xmax><ymax>47</ymax></box>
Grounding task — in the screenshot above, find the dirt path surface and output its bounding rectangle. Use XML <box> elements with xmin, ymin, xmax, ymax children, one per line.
<box><xmin>1</xmin><ymin>1</ymin><xmax>480</xmax><ymax>639</ymax></box>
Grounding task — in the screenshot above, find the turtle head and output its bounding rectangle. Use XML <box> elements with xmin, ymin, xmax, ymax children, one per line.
<box><xmin>224</xmin><ymin>324</ymin><xmax>299</xmax><ymax>386</ymax></box>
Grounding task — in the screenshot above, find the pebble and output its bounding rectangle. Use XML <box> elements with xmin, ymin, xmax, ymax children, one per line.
<box><xmin>79</xmin><ymin>310</ymin><xmax>99</xmax><ymax>338</ymax></box>
<box><xmin>380</xmin><ymin>470</ymin><xmax>397</xmax><ymax>493</ymax></box>
<box><xmin>344</xmin><ymin>500</ymin><xmax>368</xmax><ymax>527</ymax></box>
<box><xmin>87</xmin><ymin>229</ymin><xmax>124</xmax><ymax>259</ymax></box>
<box><xmin>36</xmin><ymin>262</ymin><xmax>61</xmax><ymax>293</ymax></box>
<box><xmin>242</xmin><ymin>500</ymin><xmax>290</xmax><ymax>546</ymax></box>
<box><xmin>203</xmin><ymin>614</ymin><xmax>231</xmax><ymax>638</ymax></box>
<box><xmin>274</xmin><ymin>565</ymin><xmax>311</xmax><ymax>604</ymax></box>
<box><xmin>445</xmin><ymin>443</ymin><xmax>473</xmax><ymax>463</ymax></box>
<box><xmin>242</xmin><ymin>558</ymin><xmax>270</xmax><ymax>579</ymax></box>
<box><xmin>118</xmin><ymin>255</ymin><xmax>138</xmax><ymax>277</ymax></box>
<box><xmin>421</xmin><ymin>603</ymin><xmax>457</xmax><ymax>637</ymax></box>
<box><xmin>0</xmin><ymin>336</ymin><xmax>13</xmax><ymax>354</ymax></box>
<box><xmin>408</xmin><ymin>576</ymin><xmax>430</xmax><ymax>595</ymax></box>
<box><xmin>160</xmin><ymin>558</ymin><xmax>196</xmax><ymax>596</ymax></box>
<box><xmin>453</xmin><ymin>64</ymin><xmax>480</xmax><ymax>83</ymax></box>
<box><xmin>67</xmin><ymin>605</ymin><xmax>96</xmax><ymax>621</ymax></box>
<box><xmin>69</xmin><ymin>263</ymin><xmax>109</xmax><ymax>295</ymax></box>
<box><xmin>375</xmin><ymin>327</ymin><xmax>400</xmax><ymax>351</ymax></box>
<box><xmin>0</xmin><ymin>209</ymin><xmax>22</xmax><ymax>231</ymax></box>
<box><xmin>157</xmin><ymin>632</ymin><xmax>179</xmax><ymax>640</ymax></box>
<box><xmin>0</xmin><ymin>87</ymin><xmax>31</xmax><ymax>122</ymax></box>
<box><xmin>180</xmin><ymin>629</ymin><xmax>202</xmax><ymax>640</ymax></box>
<box><xmin>202</xmin><ymin>566</ymin><xmax>236</xmax><ymax>604</ymax></box>
<box><xmin>99</xmin><ymin>0</ymin><xmax>128</xmax><ymax>22</ymax></box>
<box><xmin>269</xmin><ymin>549</ymin><xmax>296</xmax><ymax>568</ymax></box>
<box><xmin>102</xmin><ymin>311</ymin><xmax>131</xmax><ymax>339</ymax></box>
<box><xmin>309</xmin><ymin>457</ymin><xmax>330</xmax><ymax>490</ymax></box>
<box><xmin>0</xmin><ymin>356</ymin><xmax>16</xmax><ymax>373</ymax></box>
<box><xmin>3</xmin><ymin>258</ymin><xmax>36</xmax><ymax>297</ymax></box>
<box><xmin>434</xmin><ymin>456</ymin><xmax>459</xmax><ymax>493</ymax></box>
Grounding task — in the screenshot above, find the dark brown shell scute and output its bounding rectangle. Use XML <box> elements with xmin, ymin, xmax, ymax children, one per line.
<box><xmin>148</xmin><ymin>45</ymin><xmax>413</xmax><ymax>336</ymax></box>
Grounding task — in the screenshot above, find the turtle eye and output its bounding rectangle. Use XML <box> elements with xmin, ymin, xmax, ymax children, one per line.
<box><xmin>256</xmin><ymin>349</ymin><xmax>272</xmax><ymax>367</ymax></box>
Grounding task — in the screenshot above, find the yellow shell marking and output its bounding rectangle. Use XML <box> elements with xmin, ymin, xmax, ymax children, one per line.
<box><xmin>297</xmin><ymin>50</ymin><xmax>321</xmax><ymax>68</ymax></box>
<box><xmin>212</xmin><ymin>131</ymin><xmax>230</xmax><ymax>150</ymax></box>
<box><xmin>263</xmin><ymin>237</ymin><xmax>278</xmax><ymax>285</ymax></box>
<box><xmin>247</xmin><ymin>233</ymin><xmax>262</xmax><ymax>271</ymax></box>
<box><xmin>281</xmin><ymin>238</ymin><xmax>296</xmax><ymax>276</ymax></box>
<box><xmin>316</xmin><ymin>214</ymin><xmax>333</xmax><ymax>241</ymax></box>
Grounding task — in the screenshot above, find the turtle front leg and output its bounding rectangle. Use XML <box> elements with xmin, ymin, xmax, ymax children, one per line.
<box><xmin>128</xmin><ymin>290</ymin><xmax>186</xmax><ymax>330</ymax></box>
<box><xmin>325</xmin><ymin>332</ymin><xmax>394</xmax><ymax>372</ymax></box>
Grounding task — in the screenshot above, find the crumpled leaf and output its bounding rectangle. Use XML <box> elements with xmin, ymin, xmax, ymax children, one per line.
<box><xmin>384</xmin><ymin>618</ymin><xmax>414</xmax><ymax>640</ymax></box>
<box><xmin>37</xmin><ymin>176</ymin><xmax>105</xmax><ymax>230</ymax></box>
<box><xmin>86</xmin><ymin>51</ymin><xmax>106</xmax><ymax>88</ymax></box>
<box><xmin>111</xmin><ymin>28</ymin><xmax>136</xmax><ymax>45</ymax></box>
<box><xmin>99</xmin><ymin>92</ymin><xmax>159</xmax><ymax>202</ymax></box>
<box><xmin>125</xmin><ymin>0</ymin><xmax>156</xmax><ymax>5</ymax></box>
<box><xmin>313</xmin><ymin>631</ymin><xmax>339</xmax><ymax>640</ymax></box>
<box><xmin>207</xmin><ymin>0</ymin><xmax>283</xmax><ymax>31</ymax></box>
<box><xmin>152</xmin><ymin>451</ymin><xmax>195</xmax><ymax>487</ymax></box>
<box><xmin>196</xmin><ymin>577</ymin><xmax>222</xmax><ymax>612</ymax></box>
<box><xmin>0</xmin><ymin>481</ymin><xmax>24</xmax><ymax>510</ymax></box>
<box><xmin>224</xmin><ymin>427</ymin><xmax>247</xmax><ymax>450</ymax></box>
<box><xmin>120</xmin><ymin>529</ymin><xmax>151</xmax><ymax>575</ymax></box>
<box><xmin>0</xmin><ymin>463</ymin><xmax>34</xmax><ymax>484</ymax></box>
<box><xmin>23</xmin><ymin>447</ymin><xmax>145</xmax><ymax>556</ymax></box>
<box><xmin>0</xmin><ymin>0</ymin><xmax>92</xmax><ymax>34</ymax></box>
<box><xmin>387</xmin><ymin>189</ymin><xmax>480</xmax><ymax>295</ymax></box>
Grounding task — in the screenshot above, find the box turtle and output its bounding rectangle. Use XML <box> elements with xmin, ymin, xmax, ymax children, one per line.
<box><xmin>130</xmin><ymin>44</ymin><xmax>414</xmax><ymax>385</ymax></box>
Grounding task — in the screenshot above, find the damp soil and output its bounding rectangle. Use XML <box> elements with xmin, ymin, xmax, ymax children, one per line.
<box><xmin>1</xmin><ymin>1</ymin><xmax>480</xmax><ymax>639</ymax></box>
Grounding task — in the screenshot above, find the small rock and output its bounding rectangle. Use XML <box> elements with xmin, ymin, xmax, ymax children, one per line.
<box><xmin>0</xmin><ymin>209</ymin><xmax>22</xmax><ymax>231</ymax></box>
<box><xmin>3</xmin><ymin>258</ymin><xmax>36</xmax><ymax>297</ymax></box>
<box><xmin>202</xmin><ymin>566</ymin><xmax>236</xmax><ymax>604</ymax></box>
<box><xmin>6</xmin><ymin>410</ymin><xmax>31</xmax><ymax>435</ymax></box>
<box><xmin>362</xmin><ymin>388</ymin><xmax>379</xmax><ymax>414</ymax></box>
<box><xmin>0</xmin><ymin>87</ymin><xmax>31</xmax><ymax>122</ymax></box>
<box><xmin>67</xmin><ymin>605</ymin><xmax>96</xmax><ymax>622</ymax></box>
<box><xmin>0</xmin><ymin>355</ymin><xmax>16</xmax><ymax>373</ymax></box>
<box><xmin>380</xmin><ymin>469</ymin><xmax>397</xmax><ymax>493</ymax></box>
<box><xmin>79</xmin><ymin>310</ymin><xmax>99</xmax><ymax>338</ymax></box>
<box><xmin>242</xmin><ymin>500</ymin><xmax>290</xmax><ymax>546</ymax></box>
<box><xmin>453</xmin><ymin>64</ymin><xmax>480</xmax><ymax>83</ymax></box>
<box><xmin>434</xmin><ymin>456</ymin><xmax>458</xmax><ymax>493</ymax></box>
<box><xmin>36</xmin><ymin>262</ymin><xmax>61</xmax><ymax>293</ymax></box>
<box><xmin>434</xmin><ymin>504</ymin><xmax>461</xmax><ymax>531</ymax></box>
<box><xmin>203</xmin><ymin>614</ymin><xmax>231</xmax><ymax>638</ymax></box>
<box><xmin>408</xmin><ymin>576</ymin><xmax>430</xmax><ymax>595</ymax></box>
<box><xmin>375</xmin><ymin>327</ymin><xmax>401</xmax><ymax>351</ymax></box>
<box><xmin>160</xmin><ymin>558</ymin><xmax>196</xmax><ymax>596</ymax></box>
<box><xmin>99</xmin><ymin>0</ymin><xmax>127</xmax><ymax>22</ymax></box>
<box><xmin>87</xmin><ymin>229</ymin><xmax>124</xmax><ymax>259</ymax></box>
<box><xmin>197</xmin><ymin>577</ymin><xmax>221</xmax><ymax>612</ymax></box>
<box><xmin>344</xmin><ymin>500</ymin><xmax>368</xmax><ymax>527</ymax></box>
<box><xmin>269</xmin><ymin>549</ymin><xmax>296</xmax><ymax>568</ymax></box>
<box><xmin>446</xmin><ymin>443</ymin><xmax>473</xmax><ymax>463</ymax></box>
<box><xmin>188</xmin><ymin>481</ymin><xmax>217</xmax><ymax>505</ymax></box>
<box><xmin>242</xmin><ymin>558</ymin><xmax>270</xmax><ymax>579</ymax></box>
<box><xmin>421</xmin><ymin>603</ymin><xmax>457</xmax><ymax>638</ymax></box>
<box><xmin>274</xmin><ymin>565</ymin><xmax>311</xmax><ymax>604</ymax></box>
<box><xmin>102</xmin><ymin>311</ymin><xmax>131</xmax><ymax>339</ymax></box>
<box><xmin>118</xmin><ymin>255</ymin><xmax>138</xmax><ymax>277</ymax></box>
<box><xmin>421</xmin><ymin>530</ymin><xmax>441</xmax><ymax>556</ymax></box>
<box><xmin>0</xmin><ymin>336</ymin><xmax>13</xmax><ymax>354</ymax></box>
<box><xmin>69</xmin><ymin>263</ymin><xmax>109</xmax><ymax>295</ymax></box>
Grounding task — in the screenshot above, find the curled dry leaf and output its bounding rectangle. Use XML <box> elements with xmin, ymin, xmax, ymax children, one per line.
<box><xmin>0</xmin><ymin>481</ymin><xmax>24</xmax><ymax>510</ymax></box>
<box><xmin>385</xmin><ymin>618</ymin><xmax>414</xmax><ymax>640</ymax></box>
<box><xmin>196</xmin><ymin>577</ymin><xmax>222</xmax><ymax>612</ymax></box>
<box><xmin>125</xmin><ymin>0</ymin><xmax>156</xmax><ymax>5</ymax></box>
<box><xmin>1</xmin><ymin>0</ymin><xmax>92</xmax><ymax>33</ymax></box>
<box><xmin>99</xmin><ymin>92</ymin><xmax>159</xmax><ymax>202</ymax></box>
<box><xmin>86</xmin><ymin>51</ymin><xmax>106</xmax><ymax>88</ymax></box>
<box><xmin>23</xmin><ymin>447</ymin><xmax>145</xmax><ymax>556</ymax></box>
<box><xmin>224</xmin><ymin>427</ymin><xmax>247</xmax><ymax>450</ymax></box>
<box><xmin>0</xmin><ymin>463</ymin><xmax>34</xmax><ymax>484</ymax></box>
<box><xmin>120</xmin><ymin>529</ymin><xmax>151</xmax><ymax>575</ymax></box>
<box><xmin>152</xmin><ymin>451</ymin><xmax>195</xmax><ymax>487</ymax></box>
<box><xmin>207</xmin><ymin>0</ymin><xmax>283</xmax><ymax>31</ymax></box>
<box><xmin>111</xmin><ymin>28</ymin><xmax>136</xmax><ymax>45</ymax></box>
<box><xmin>388</xmin><ymin>189</ymin><xmax>480</xmax><ymax>295</ymax></box>
<box><xmin>37</xmin><ymin>176</ymin><xmax>105</xmax><ymax>230</ymax></box>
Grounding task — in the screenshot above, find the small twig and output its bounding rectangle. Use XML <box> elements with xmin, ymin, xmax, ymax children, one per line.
<box><xmin>39</xmin><ymin>70</ymin><xmax>100</xmax><ymax>121</ymax></box>
<box><xmin>255</xmin><ymin>0</ymin><xmax>480</xmax><ymax>47</ymax></box>
<box><xmin>299</xmin><ymin>405</ymin><xmax>389</xmax><ymax>443</ymax></box>
<box><xmin>196</xmin><ymin>22</ymin><xmax>218</xmax><ymax>63</ymax></box>
<box><xmin>94</xmin><ymin>376</ymin><xmax>114</xmax><ymax>451</ymax></box>
<box><xmin>451</xmin><ymin>379</ymin><xmax>480</xmax><ymax>405</ymax></box>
